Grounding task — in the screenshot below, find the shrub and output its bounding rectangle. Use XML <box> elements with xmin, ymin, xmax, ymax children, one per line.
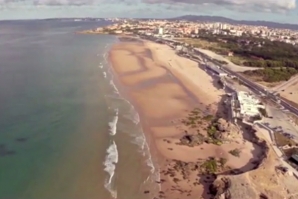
<box><xmin>203</xmin><ymin>115</ymin><xmax>214</xmax><ymax>121</ymax></box>
<box><xmin>229</xmin><ymin>149</ymin><xmax>241</xmax><ymax>157</ymax></box>
<box><xmin>219</xmin><ymin>157</ymin><xmax>228</xmax><ymax>166</ymax></box>
<box><xmin>201</xmin><ymin>158</ymin><xmax>218</xmax><ymax>173</ymax></box>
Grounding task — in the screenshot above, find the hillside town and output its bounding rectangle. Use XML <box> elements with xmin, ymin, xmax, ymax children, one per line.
<box><xmin>86</xmin><ymin>18</ymin><xmax>298</xmax><ymax>45</ymax></box>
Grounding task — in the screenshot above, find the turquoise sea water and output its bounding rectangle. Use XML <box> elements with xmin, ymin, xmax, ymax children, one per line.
<box><xmin>0</xmin><ymin>21</ymin><xmax>157</xmax><ymax>199</ymax></box>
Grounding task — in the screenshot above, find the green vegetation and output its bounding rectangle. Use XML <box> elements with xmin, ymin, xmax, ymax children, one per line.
<box><xmin>182</xmin><ymin>33</ymin><xmax>298</xmax><ymax>82</ymax></box>
<box><xmin>228</xmin><ymin>56</ymin><xmax>244</xmax><ymax>65</ymax></box>
<box><xmin>207</xmin><ymin>125</ymin><xmax>217</xmax><ymax>135</ymax></box>
<box><xmin>219</xmin><ymin>157</ymin><xmax>228</xmax><ymax>167</ymax></box>
<box><xmin>201</xmin><ymin>158</ymin><xmax>218</xmax><ymax>174</ymax></box>
<box><xmin>200</xmin><ymin>157</ymin><xmax>229</xmax><ymax>174</ymax></box>
<box><xmin>229</xmin><ymin>148</ymin><xmax>241</xmax><ymax>157</ymax></box>
<box><xmin>181</xmin><ymin>110</ymin><xmax>224</xmax><ymax>146</ymax></box>
<box><xmin>206</xmin><ymin>120</ymin><xmax>223</xmax><ymax>145</ymax></box>
<box><xmin>243</xmin><ymin>67</ymin><xmax>298</xmax><ymax>82</ymax></box>
<box><xmin>182</xmin><ymin>108</ymin><xmax>202</xmax><ymax>127</ymax></box>
<box><xmin>203</xmin><ymin>114</ymin><xmax>214</xmax><ymax>121</ymax></box>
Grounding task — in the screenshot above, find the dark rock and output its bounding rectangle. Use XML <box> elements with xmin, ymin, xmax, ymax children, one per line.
<box><xmin>179</xmin><ymin>134</ymin><xmax>205</xmax><ymax>147</ymax></box>
<box><xmin>216</xmin><ymin>118</ymin><xmax>229</xmax><ymax>132</ymax></box>
<box><xmin>260</xmin><ymin>193</ymin><xmax>269</xmax><ymax>199</ymax></box>
<box><xmin>209</xmin><ymin>177</ymin><xmax>231</xmax><ymax>197</ymax></box>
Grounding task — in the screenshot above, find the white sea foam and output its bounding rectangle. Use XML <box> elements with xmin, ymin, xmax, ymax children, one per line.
<box><xmin>127</xmin><ymin>102</ymin><xmax>160</xmax><ymax>191</ymax></box>
<box><xmin>103</xmin><ymin>52</ymin><xmax>108</xmax><ymax>63</ymax></box>
<box><xmin>109</xmin><ymin>109</ymin><xmax>118</xmax><ymax>136</ymax></box>
<box><xmin>109</xmin><ymin>80</ymin><xmax>119</xmax><ymax>94</ymax></box>
<box><xmin>103</xmin><ymin>72</ymin><xmax>107</xmax><ymax>78</ymax></box>
<box><xmin>125</xmin><ymin>101</ymin><xmax>156</xmax><ymax>175</ymax></box>
<box><xmin>131</xmin><ymin>108</ymin><xmax>140</xmax><ymax>124</ymax></box>
<box><xmin>98</xmin><ymin>64</ymin><xmax>103</xmax><ymax>69</ymax></box>
<box><xmin>107</xmin><ymin>77</ymin><xmax>156</xmax><ymax>174</ymax></box>
<box><xmin>104</xmin><ymin>141</ymin><xmax>118</xmax><ymax>198</ymax></box>
<box><xmin>119</xmin><ymin>98</ymin><xmax>140</xmax><ymax>124</ymax></box>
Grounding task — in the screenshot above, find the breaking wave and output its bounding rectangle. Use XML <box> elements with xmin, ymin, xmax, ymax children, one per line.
<box><xmin>103</xmin><ymin>141</ymin><xmax>118</xmax><ymax>198</ymax></box>
<box><xmin>109</xmin><ymin>109</ymin><xmax>118</xmax><ymax>136</ymax></box>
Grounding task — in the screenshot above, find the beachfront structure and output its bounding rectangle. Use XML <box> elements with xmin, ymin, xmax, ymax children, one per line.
<box><xmin>230</xmin><ymin>91</ymin><xmax>265</xmax><ymax>123</ymax></box>
<box><xmin>237</xmin><ymin>91</ymin><xmax>264</xmax><ymax>118</ymax></box>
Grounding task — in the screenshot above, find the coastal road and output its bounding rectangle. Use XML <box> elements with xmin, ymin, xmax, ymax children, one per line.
<box><xmin>179</xmin><ymin>47</ymin><xmax>298</xmax><ymax>139</ymax></box>
<box><xmin>193</xmin><ymin>53</ymin><xmax>298</xmax><ymax>118</ymax></box>
<box><xmin>263</xmin><ymin>106</ymin><xmax>298</xmax><ymax>141</ymax></box>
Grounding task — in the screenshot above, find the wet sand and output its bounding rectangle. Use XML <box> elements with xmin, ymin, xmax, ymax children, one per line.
<box><xmin>108</xmin><ymin>39</ymin><xmax>258</xmax><ymax>198</ymax></box>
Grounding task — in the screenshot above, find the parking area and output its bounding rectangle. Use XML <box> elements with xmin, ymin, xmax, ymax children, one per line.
<box><xmin>262</xmin><ymin>106</ymin><xmax>298</xmax><ymax>142</ymax></box>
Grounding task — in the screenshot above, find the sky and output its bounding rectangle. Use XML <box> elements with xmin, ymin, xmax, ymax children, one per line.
<box><xmin>0</xmin><ymin>0</ymin><xmax>297</xmax><ymax>23</ymax></box>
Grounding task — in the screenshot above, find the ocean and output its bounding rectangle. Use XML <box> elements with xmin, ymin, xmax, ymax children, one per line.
<box><xmin>0</xmin><ymin>20</ymin><xmax>157</xmax><ymax>199</ymax></box>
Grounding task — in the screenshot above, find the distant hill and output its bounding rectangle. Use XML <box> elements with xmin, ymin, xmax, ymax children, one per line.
<box><xmin>168</xmin><ymin>15</ymin><xmax>298</xmax><ymax>30</ymax></box>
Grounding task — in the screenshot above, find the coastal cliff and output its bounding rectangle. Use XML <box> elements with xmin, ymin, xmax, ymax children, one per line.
<box><xmin>209</xmin><ymin>124</ymin><xmax>294</xmax><ymax>199</ymax></box>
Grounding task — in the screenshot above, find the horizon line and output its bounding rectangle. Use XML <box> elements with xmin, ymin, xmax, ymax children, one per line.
<box><xmin>0</xmin><ymin>15</ymin><xmax>297</xmax><ymax>26</ymax></box>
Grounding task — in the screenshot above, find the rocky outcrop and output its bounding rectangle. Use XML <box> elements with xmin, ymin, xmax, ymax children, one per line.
<box><xmin>209</xmin><ymin>177</ymin><xmax>232</xmax><ymax>199</ymax></box>
<box><xmin>178</xmin><ymin>117</ymin><xmax>238</xmax><ymax>147</ymax></box>
<box><xmin>179</xmin><ymin>134</ymin><xmax>205</xmax><ymax>146</ymax></box>
<box><xmin>210</xmin><ymin>175</ymin><xmax>258</xmax><ymax>199</ymax></box>
<box><xmin>208</xmin><ymin>124</ymin><xmax>272</xmax><ymax>199</ymax></box>
<box><xmin>216</xmin><ymin>118</ymin><xmax>229</xmax><ymax>132</ymax></box>
<box><xmin>244</xmin><ymin>125</ymin><xmax>269</xmax><ymax>169</ymax></box>
<box><xmin>165</xmin><ymin>160</ymin><xmax>201</xmax><ymax>180</ymax></box>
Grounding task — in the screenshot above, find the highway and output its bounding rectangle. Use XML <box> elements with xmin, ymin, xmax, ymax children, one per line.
<box><xmin>191</xmin><ymin>52</ymin><xmax>298</xmax><ymax>118</ymax></box>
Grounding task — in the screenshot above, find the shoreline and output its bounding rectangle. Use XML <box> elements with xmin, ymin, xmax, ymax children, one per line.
<box><xmin>107</xmin><ymin>38</ymin><xmax>221</xmax><ymax>198</ymax></box>
<box><xmin>107</xmin><ymin>37</ymin><xmax>266</xmax><ymax>198</ymax></box>
<box><xmin>106</xmin><ymin>38</ymin><xmax>162</xmax><ymax>195</ymax></box>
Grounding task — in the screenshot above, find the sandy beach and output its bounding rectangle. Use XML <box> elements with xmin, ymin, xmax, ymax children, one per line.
<box><xmin>109</xmin><ymin>37</ymin><xmax>261</xmax><ymax>198</ymax></box>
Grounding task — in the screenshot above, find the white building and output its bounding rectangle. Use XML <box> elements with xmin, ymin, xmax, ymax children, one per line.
<box><xmin>222</xmin><ymin>24</ymin><xmax>228</xmax><ymax>30</ymax></box>
<box><xmin>237</xmin><ymin>91</ymin><xmax>264</xmax><ymax>118</ymax></box>
<box><xmin>158</xmin><ymin>27</ymin><xmax>164</xmax><ymax>35</ymax></box>
<box><xmin>114</xmin><ymin>30</ymin><xmax>123</xmax><ymax>34</ymax></box>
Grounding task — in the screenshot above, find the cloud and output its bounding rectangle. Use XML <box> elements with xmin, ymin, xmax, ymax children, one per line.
<box><xmin>0</xmin><ymin>0</ymin><xmax>295</xmax><ymax>13</ymax></box>
<box><xmin>142</xmin><ymin>0</ymin><xmax>296</xmax><ymax>12</ymax></box>
<box><xmin>0</xmin><ymin>0</ymin><xmax>119</xmax><ymax>6</ymax></box>
<box><xmin>32</xmin><ymin>0</ymin><xmax>95</xmax><ymax>6</ymax></box>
